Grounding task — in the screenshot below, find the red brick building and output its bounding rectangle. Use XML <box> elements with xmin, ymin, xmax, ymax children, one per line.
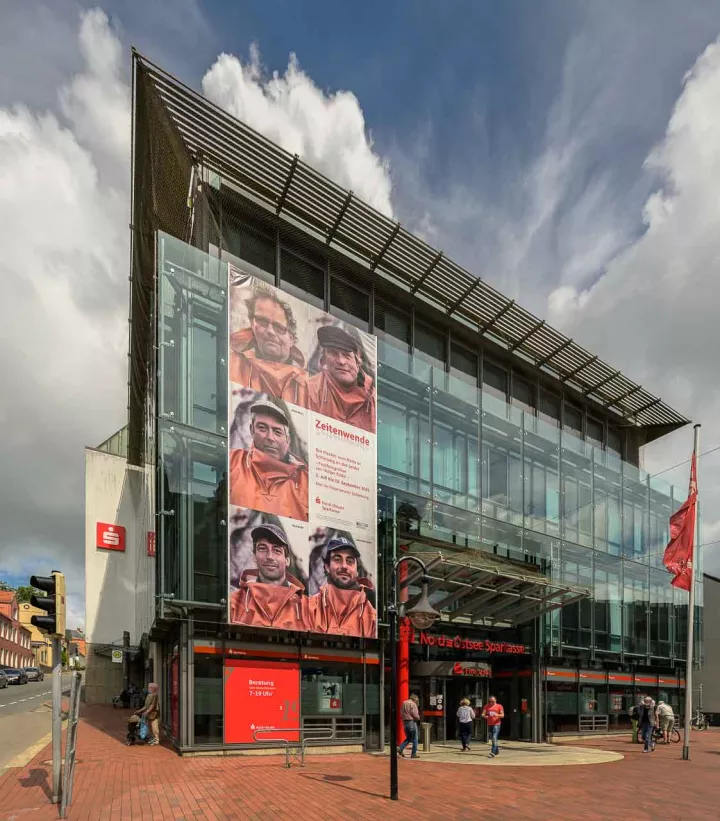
<box><xmin>0</xmin><ymin>591</ymin><xmax>33</xmax><ymax>669</ymax></box>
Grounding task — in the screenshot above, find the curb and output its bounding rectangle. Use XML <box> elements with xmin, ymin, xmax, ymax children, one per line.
<box><xmin>2</xmin><ymin>709</ymin><xmax>68</xmax><ymax>772</ymax></box>
<box><xmin>2</xmin><ymin>731</ymin><xmax>53</xmax><ymax>771</ymax></box>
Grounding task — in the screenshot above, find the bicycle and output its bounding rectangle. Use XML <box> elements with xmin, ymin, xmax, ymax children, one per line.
<box><xmin>636</xmin><ymin>725</ymin><xmax>680</xmax><ymax>745</ymax></box>
<box><xmin>690</xmin><ymin>710</ymin><xmax>709</xmax><ymax>731</ymax></box>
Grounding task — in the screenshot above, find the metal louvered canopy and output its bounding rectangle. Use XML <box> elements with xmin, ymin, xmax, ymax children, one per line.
<box><xmin>135</xmin><ymin>52</ymin><xmax>689</xmax><ymax>430</ymax></box>
<box><xmin>400</xmin><ymin>548</ymin><xmax>589</xmax><ymax>630</ymax></box>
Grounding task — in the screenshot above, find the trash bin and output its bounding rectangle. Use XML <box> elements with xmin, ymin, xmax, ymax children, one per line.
<box><xmin>420</xmin><ymin>722</ymin><xmax>432</xmax><ymax>752</ymax></box>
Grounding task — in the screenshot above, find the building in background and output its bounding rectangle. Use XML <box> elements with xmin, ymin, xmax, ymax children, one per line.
<box><xmin>18</xmin><ymin>602</ymin><xmax>53</xmax><ymax>670</ymax></box>
<box><xmin>0</xmin><ymin>591</ymin><xmax>33</xmax><ymax>669</ymax></box>
<box><xmin>695</xmin><ymin>573</ymin><xmax>720</xmax><ymax>721</ymax></box>
<box><xmin>84</xmin><ymin>429</ymin><xmax>155</xmax><ymax>702</ymax></box>
<box><xmin>84</xmin><ymin>53</ymin><xmax>697</xmax><ymax>753</ymax></box>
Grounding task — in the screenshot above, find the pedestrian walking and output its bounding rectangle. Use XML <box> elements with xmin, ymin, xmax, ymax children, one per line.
<box><xmin>657</xmin><ymin>700</ymin><xmax>675</xmax><ymax>744</ymax></box>
<box><xmin>397</xmin><ymin>694</ymin><xmax>421</xmax><ymax>759</ymax></box>
<box><xmin>637</xmin><ymin>696</ymin><xmax>659</xmax><ymax>753</ymax></box>
<box><xmin>629</xmin><ymin>700</ymin><xmax>640</xmax><ymax>743</ymax></box>
<box><xmin>457</xmin><ymin>698</ymin><xmax>475</xmax><ymax>751</ymax></box>
<box><xmin>482</xmin><ymin>695</ymin><xmax>504</xmax><ymax>758</ymax></box>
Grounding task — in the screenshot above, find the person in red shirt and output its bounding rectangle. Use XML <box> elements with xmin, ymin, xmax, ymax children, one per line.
<box><xmin>482</xmin><ymin>696</ymin><xmax>505</xmax><ymax>757</ymax></box>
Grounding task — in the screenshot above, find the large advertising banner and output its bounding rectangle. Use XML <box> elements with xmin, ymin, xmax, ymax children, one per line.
<box><xmin>224</xmin><ymin>659</ymin><xmax>300</xmax><ymax>744</ymax></box>
<box><xmin>227</xmin><ymin>264</ymin><xmax>377</xmax><ymax>638</ymax></box>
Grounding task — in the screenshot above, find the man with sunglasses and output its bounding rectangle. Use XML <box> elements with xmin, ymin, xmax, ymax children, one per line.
<box><xmin>230</xmin><ymin>524</ymin><xmax>308</xmax><ymax>630</ymax></box>
<box><xmin>230</xmin><ymin>401</ymin><xmax>308</xmax><ymax>521</ymax></box>
<box><xmin>230</xmin><ymin>285</ymin><xmax>308</xmax><ymax>407</ymax></box>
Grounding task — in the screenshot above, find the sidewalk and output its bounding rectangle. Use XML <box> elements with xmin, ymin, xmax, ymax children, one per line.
<box><xmin>1</xmin><ymin>706</ymin><xmax>718</xmax><ymax>820</ymax></box>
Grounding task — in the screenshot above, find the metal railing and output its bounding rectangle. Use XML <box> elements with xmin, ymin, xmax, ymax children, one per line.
<box><xmin>578</xmin><ymin>714</ymin><xmax>609</xmax><ymax>733</ymax></box>
<box><xmin>252</xmin><ymin>726</ymin><xmax>336</xmax><ymax>768</ymax></box>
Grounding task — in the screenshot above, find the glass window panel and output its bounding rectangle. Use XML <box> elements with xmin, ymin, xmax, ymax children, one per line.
<box><xmin>375</xmin><ymin>303</ymin><xmax>410</xmax><ymax>350</ymax></box>
<box><xmin>224</xmin><ymin>221</ymin><xmax>276</xmax><ymax>276</ymax></box>
<box><xmin>330</xmin><ymin>275</ymin><xmax>369</xmax><ymax>329</ymax></box>
<box><xmin>450</xmin><ymin>343</ymin><xmax>478</xmax><ymax>385</ymax></box>
<box><xmin>564</xmin><ymin>404</ymin><xmax>583</xmax><ymax>437</ymax></box>
<box><xmin>158</xmin><ymin>232</ymin><xmax>227</xmax><ymax>434</ymax></box>
<box><xmin>594</xmin><ymin>553</ymin><xmax>622</xmax><ymax>652</ymax></box>
<box><xmin>483</xmin><ymin>360</ymin><xmax>507</xmax><ymax>401</ymax></box>
<box><xmin>623</xmin><ymin>560</ymin><xmax>649</xmax><ymax>655</ymax></box>
<box><xmin>512</xmin><ymin>375</ymin><xmax>535</xmax><ymax>414</ymax></box>
<box><xmin>194</xmin><ymin>653</ymin><xmax>223</xmax><ymax>744</ymax></box>
<box><xmin>539</xmin><ymin>392</ymin><xmax>560</xmax><ymax>428</ymax></box>
<box><xmin>587</xmin><ymin>417</ymin><xmax>604</xmax><ymax>449</ymax></box>
<box><xmin>561</xmin><ymin>448</ymin><xmax>593</xmax><ymax>548</ymax></box>
<box><xmin>482</xmin><ymin>391</ymin><xmax>523</xmax><ymax>526</ymax></box>
<box><xmin>414</xmin><ymin>323</ymin><xmax>445</xmax><ymax>369</ymax></box>
<box><xmin>280</xmin><ymin>249</ymin><xmax>324</xmax><ymax>307</ymax></box>
<box><xmin>377</xmin><ymin>360</ymin><xmax>431</xmax><ymax>498</ymax></box>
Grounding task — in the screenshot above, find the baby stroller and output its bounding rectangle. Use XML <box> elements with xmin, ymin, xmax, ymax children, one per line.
<box><xmin>126</xmin><ymin>714</ymin><xmax>150</xmax><ymax>745</ymax></box>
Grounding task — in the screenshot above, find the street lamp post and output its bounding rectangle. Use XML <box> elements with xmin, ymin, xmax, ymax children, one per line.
<box><xmin>388</xmin><ymin>555</ymin><xmax>441</xmax><ymax>801</ymax></box>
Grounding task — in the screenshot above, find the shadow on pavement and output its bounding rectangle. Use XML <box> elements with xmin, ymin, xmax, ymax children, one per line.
<box><xmin>299</xmin><ymin>771</ymin><xmax>387</xmax><ymax>800</ymax></box>
<box><xmin>19</xmin><ymin>767</ymin><xmax>52</xmax><ymax>800</ymax></box>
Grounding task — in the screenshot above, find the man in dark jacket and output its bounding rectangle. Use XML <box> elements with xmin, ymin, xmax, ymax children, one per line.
<box><xmin>637</xmin><ymin>696</ymin><xmax>659</xmax><ymax>753</ymax></box>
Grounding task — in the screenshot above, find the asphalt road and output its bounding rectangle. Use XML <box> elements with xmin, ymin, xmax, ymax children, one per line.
<box><xmin>0</xmin><ymin>673</ymin><xmax>72</xmax><ymax>773</ymax></box>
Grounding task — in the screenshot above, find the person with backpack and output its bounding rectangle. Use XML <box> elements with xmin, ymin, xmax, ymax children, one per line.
<box><xmin>657</xmin><ymin>700</ymin><xmax>675</xmax><ymax>744</ymax></box>
<box><xmin>637</xmin><ymin>696</ymin><xmax>659</xmax><ymax>753</ymax></box>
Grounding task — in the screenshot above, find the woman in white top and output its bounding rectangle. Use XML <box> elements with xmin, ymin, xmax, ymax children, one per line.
<box><xmin>457</xmin><ymin>698</ymin><xmax>476</xmax><ymax>751</ymax></box>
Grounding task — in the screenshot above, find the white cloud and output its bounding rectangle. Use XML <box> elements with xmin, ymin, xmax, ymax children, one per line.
<box><xmin>0</xmin><ymin>9</ymin><xmax>130</xmax><ymax>629</ymax></box>
<box><xmin>547</xmin><ymin>36</ymin><xmax>720</xmax><ymax>571</ymax></box>
<box><xmin>202</xmin><ymin>44</ymin><xmax>394</xmax><ymax>218</ymax></box>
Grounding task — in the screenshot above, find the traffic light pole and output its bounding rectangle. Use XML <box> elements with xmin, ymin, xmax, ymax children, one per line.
<box><xmin>51</xmin><ymin>636</ymin><xmax>62</xmax><ymax>804</ymax></box>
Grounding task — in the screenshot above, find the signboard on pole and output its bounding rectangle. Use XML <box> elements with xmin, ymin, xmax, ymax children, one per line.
<box><xmin>111</xmin><ymin>650</ymin><xmax>122</xmax><ymax>664</ymax></box>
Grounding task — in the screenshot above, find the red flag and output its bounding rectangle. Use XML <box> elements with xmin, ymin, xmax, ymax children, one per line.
<box><xmin>663</xmin><ymin>453</ymin><xmax>697</xmax><ymax>591</ymax></box>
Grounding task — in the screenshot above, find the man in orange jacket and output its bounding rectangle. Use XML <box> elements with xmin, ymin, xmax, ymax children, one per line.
<box><xmin>230</xmin><ymin>524</ymin><xmax>308</xmax><ymax>630</ymax></box>
<box><xmin>309</xmin><ymin>537</ymin><xmax>376</xmax><ymax>638</ymax></box>
<box><xmin>229</xmin><ymin>401</ymin><xmax>309</xmax><ymax>521</ymax></box>
<box><xmin>230</xmin><ymin>285</ymin><xmax>308</xmax><ymax>407</ymax></box>
<box><xmin>307</xmin><ymin>325</ymin><xmax>376</xmax><ymax>433</ymax></box>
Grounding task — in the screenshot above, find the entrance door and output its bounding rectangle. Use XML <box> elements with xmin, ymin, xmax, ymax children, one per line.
<box><xmin>493</xmin><ymin>679</ymin><xmax>516</xmax><ymax>741</ymax></box>
<box><xmin>445</xmin><ymin>678</ymin><xmax>489</xmax><ymax>743</ymax></box>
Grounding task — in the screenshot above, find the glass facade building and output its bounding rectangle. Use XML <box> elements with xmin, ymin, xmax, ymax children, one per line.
<box><xmin>129</xmin><ymin>55</ymin><xmax>697</xmax><ymax>751</ymax></box>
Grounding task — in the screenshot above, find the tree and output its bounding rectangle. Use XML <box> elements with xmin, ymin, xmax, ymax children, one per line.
<box><xmin>14</xmin><ymin>585</ymin><xmax>41</xmax><ymax>603</ymax></box>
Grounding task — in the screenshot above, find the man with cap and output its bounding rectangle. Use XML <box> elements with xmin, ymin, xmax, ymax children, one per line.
<box><xmin>230</xmin><ymin>400</ymin><xmax>308</xmax><ymax>521</ymax></box>
<box><xmin>230</xmin><ymin>524</ymin><xmax>308</xmax><ymax>630</ymax></box>
<box><xmin>307</xmin><ymin>325</ymin><xmax>376</xmax><ymax>433</ymax></box>
<box><xmin>308</xmin><ymin>537</ymin><xmax>376</xmax><ymax>637</ymax></box>
<box><xmin>230</xmin><ymin>285</ymin><xmax>308</xmax><ymax>407</ymax></box>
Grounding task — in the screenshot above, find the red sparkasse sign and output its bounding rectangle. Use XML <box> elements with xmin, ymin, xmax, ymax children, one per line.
<box><xmin>411</xmin><ymin>630</ymin><xmax>526</xmax><ymax>655</ymax></box>
<box><xmin>224</xmin><ymin>659</ymin><xmax>300</xmax><ymax>744</ymax></box>
<box><xmin>147</xmin><ymin>532</ymin><xmax>156</xmax><ymax>557</ymax></box>
<box><xmin>96</xmin><ymin>523</ymin><xmax>126</xmax><ymax>552</ymax></box>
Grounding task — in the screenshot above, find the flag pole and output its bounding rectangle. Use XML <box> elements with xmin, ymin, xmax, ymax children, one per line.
<box><xmin>682</xmin><ymin>423</ymin><xmax>701</xmax><ymax>761</ymax></box>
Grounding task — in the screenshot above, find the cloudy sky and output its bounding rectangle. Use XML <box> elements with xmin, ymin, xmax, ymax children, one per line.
<box><xmin>1</xmin><ymin>1</ymin><xmax>720</xmax><ymax>628</ymax></box>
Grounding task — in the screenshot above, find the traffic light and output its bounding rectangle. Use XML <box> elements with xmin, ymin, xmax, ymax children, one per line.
<box><xmin>30</xmin><ymin>572</ymin><xmax>66</xmax><ymax>637</ymax></box>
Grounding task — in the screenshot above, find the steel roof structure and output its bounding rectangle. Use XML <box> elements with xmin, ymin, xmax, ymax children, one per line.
<box><xmin>135</xmin><ymin>52</ymin><xmax>689</xmax><ymax>431</ymax></box>
<box><xmin>398</xmin><ymin>547</ymin><xmax>588</xmax><ymax>630</ymax></box>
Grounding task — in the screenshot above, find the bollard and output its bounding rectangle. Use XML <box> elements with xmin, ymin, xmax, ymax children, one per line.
<box><xmin>420</xmin><ymin>722</ymin><xmax>432</xmax><ymax>752</ymax></box>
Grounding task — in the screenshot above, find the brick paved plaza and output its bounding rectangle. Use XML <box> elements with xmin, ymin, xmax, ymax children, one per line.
<box><xmin>0</xmin><ymin>706</ymin><xmax>717</xmax><ymax>820</ymax></box>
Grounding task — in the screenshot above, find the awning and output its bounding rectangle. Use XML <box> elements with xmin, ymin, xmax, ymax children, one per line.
<box><xmin>398</xmin><ymin>542</ymin><xmax>589</xmax><ymax>630</ymax></box>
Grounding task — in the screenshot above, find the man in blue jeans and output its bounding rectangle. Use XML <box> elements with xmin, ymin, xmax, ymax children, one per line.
<box><xmin>397</xmin><ymin>694</ymin><xmax>420</xmax><ymax>758</ymax></box>
<box><xmin>482</xmin><ymin>696</ymin><xmax>505</xmax><ymax>758</ymax></box>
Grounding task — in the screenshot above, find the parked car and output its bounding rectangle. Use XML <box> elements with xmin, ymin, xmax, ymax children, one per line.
<box><xmin>22</xmin><ymin>666</ymin><xmax>44</xmax><ymax>682</ymax></box>
<box><xmin>0</xmin><ymin>670</ymin><xmax>8</xmax><ymax>688</ymax></box>
<box><xmin>2</xmin><ymin>668</ymin><xmax>28</xmax><ymax>685</ymax></box>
